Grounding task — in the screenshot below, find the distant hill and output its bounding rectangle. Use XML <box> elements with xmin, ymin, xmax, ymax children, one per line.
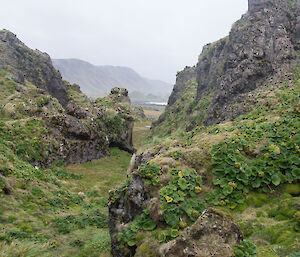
<box><xmin>52</xmin><ymin>58</ymin><xmax>173</xmax><ymax>102</ymax></box>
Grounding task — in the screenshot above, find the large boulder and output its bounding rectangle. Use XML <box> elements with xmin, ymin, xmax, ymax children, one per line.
<box><xmin>159</xmin><ymin>209</ymin><xmax>243</xmax><ymax>257</ymax></box>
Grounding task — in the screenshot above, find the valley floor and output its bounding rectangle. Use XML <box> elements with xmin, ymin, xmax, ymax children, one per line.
<box><xmin>0</xmin><ymin>147</ymin><xmax>131</xmax><ymax>257</ymax></box>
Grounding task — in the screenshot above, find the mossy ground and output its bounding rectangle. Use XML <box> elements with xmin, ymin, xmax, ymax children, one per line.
<box><xmin>0</xmin><ymin>147</ymin><xmax>131</xmax><ymax>257</ymax></box>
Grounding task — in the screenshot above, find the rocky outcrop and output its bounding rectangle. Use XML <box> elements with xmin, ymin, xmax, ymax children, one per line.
<box><xmin>133</xmin><ymin>106</ymin><xmax>146</xmax><ymax>119</ymax></box>
<box><xmin>196</xmin><ymin>0</ymin><xmax>300</xmax><ymax>125</ymax></box>
<box><xmin>0</xmin><ymin>29</ymin><xmax>69</xmax><ymax>107</ymax></box>
<box><xmin>159</xmin><ymin>209</ymin><xmax>243</xmax><ymax>257</ymax></box>
<box><xmin>109</xmin><ymin>174</ymin><xmax>146</xmax><ymax>257</ymax></box>
<box><xmin>108</xmin><ymin>146</ymin><xmax>243</xmax><ymax>257</ymax></box>
<box><xmin>110</xmin><ymin>87</ymin><xmax>131</xmax><ymax>104</ymax></box>
<box><xmin>168</xmin><ymin>67</ymin><xmax>196</xmax><ymax>107</ymax></box>
<box><xmin>0</xmin><ymin>30</ymin><xmax>135</xmax><ymax>167</ymax></box>
<box><xmin>154</xmin><ymin>66</ymin><xmax>196</xmax><ymax>126</ymax></box>
<box><xmin>43</xmin><ymin>110</ymin><xmax>109</xmax><ymax>166</ymax></box>
<box><xmin>105</xmin><ymin>87</ymin><xmax>135</xmax><ymax>153</ymax></box>
<box><xmin>154</xmin><ymin>0</ymin><xmax>300</xmax><ymax>130</ymax></box>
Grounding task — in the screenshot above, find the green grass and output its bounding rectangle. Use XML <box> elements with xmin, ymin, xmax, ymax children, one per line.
<box><xmin>65</xmin><ymin>147</ymin><xmax>131</xmax><ymax>196</ymax></box>
<box><xmin>0</xmin><ymin>147</ymin><xmax>131</xmax><ymax>257</ymax></box>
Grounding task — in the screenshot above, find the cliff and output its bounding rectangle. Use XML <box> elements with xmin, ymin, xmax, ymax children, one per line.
<box><xmin>199</xmin><ymin>0</ymin><xmax>300</xmax><ymax>125</ymax></box>
<box><xmin>154</xmin><ymin>0</ymin><xmax>300</xmax><ymax>134</ymax></box>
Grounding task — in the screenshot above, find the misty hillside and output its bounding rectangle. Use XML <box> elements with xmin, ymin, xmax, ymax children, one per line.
<box><xmin>52</xmin><ymin>58</ymin><xmax>173</xmax><ymax>101</ymax></box>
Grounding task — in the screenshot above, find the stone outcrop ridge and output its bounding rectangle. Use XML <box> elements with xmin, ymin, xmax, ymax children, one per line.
<box><xmin>197</xmin><ymin>0</ymin><xmax>300</xmax><ymax>125</ymax></box>
<box><xmin>108</xmin><ymin>151</ymin><xmax>154</xmax><ymax>257</ymax></box>
<box><xmin>0</xmin><ymin>30</ymin><xmax>69</xmax><ymax>107</ymax></box>
<box><xmin>106</xmin><ymin>87</ymin><xmax>135</xmax><ymax>153</ymax></box>
<box><xmin>110</xmin><ymin>87</ymin><xmax>131</xmax><ymax>104</ymax></box>
<box><xmin>108</xmin><ymin>148</ymin><xmax>244</xmax><ymax>257</ymax></box>
<box><xmin>44</xmin><ymin>101</ymin><xmax>109</xmax><ymax>166</ymax></box>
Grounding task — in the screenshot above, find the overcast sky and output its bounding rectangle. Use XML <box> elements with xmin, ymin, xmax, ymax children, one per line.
<box><xmin>2</xmin><ymin>0</ymin><xmax>248</xmax><ymax>83</ymax></box>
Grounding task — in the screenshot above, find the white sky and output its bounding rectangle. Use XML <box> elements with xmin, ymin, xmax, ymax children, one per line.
<box><xmin>1</xmin><ymin>0</ymin><xmax>248</xmax><ymax>83</ymax></box>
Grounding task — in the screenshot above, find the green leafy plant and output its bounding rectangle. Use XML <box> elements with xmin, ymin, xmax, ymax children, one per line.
<box><xmin>171</xmin><ymin>150</ymin><xmax>183</xmax><ymax>160</ymax></box>
<box><xmin>138</xmin><ymin>163</ymin><xmax>161</xmax><ymax>185</ymax></box>
<box><xmin>54</xmin><ymin>210</ymin><xmax>107</xmax><ymax>234</ymax></box>
<box><xmin>233</xmin><ymin>240</ymin><xmax>257</xmax><ymax>257</ymax></box>
<box><xmin>160</xmin><ymin>169</ymin><xmax>205</xmax><ymax>226</ymax></box>
<box><xmin>118</xmin><ymin>210</ymin><xmax>156</xmax><ymax>246</ymax></box>
<box><xmin>110</xmin><ymin>180</ymin><xmax>130</xmax><ymax>203</ymax></box>
<box><xmin>160</xmin><ymin>169</ymin><xmax>203</xmax><ymax>204</ymax></box>
<box><xmin>208</xmin><ymin>112</ymin><xmax>300</xmax><ymax>205</ymax></box>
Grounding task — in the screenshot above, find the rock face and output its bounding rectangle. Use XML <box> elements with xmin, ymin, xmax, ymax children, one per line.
<box><xmin>44</xmin><ymin>108</ymin><xmax>109</xmax><ymax>166</ymax></box>
<box><xmin>196</xmin><ymin>0</ymin><xmax>300</xmax><ymax>125</ymax></box>
<box><xmin>0</xmin><ymin>30</ymin><xmax>69</xmax><ymax>108</ymax></box>
<box><xmin>133</xmin><ymin>106</ymin><xmax>146</xmax><ymax>119</ymax></box>
<box><xmin>155</xmin><ymin>0</ymin><xmax>300</xmax><ymax>129</ymax></box>
<box><xmin>159</xmin><ymin>209</ymin><xmax>243</xmax><ymax>257</ymax></box>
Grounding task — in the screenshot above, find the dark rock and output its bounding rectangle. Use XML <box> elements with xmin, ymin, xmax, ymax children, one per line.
<box><xmin>66</xmin><ymin>102</ymin><xmax>88</xmax><ymax>119</ymax></box>
<box><xmin>159</xmin><ymin>209</ymin><xmax>243</xmax><ymax>257</ymax></box>
<box><xmin>108</xmin><ymin>114</ymin><xmax>135</xmax><ymax>154</ymax></box>
<box><xmin>71</xmin><ymin>83</ymin><xmax>82</xmax><ymax>93</ymax></box>
<box><xmin>0</xmin><ymin>29</ymin><xmax>69</xmax><ymax>107</ymax></box>
<box><xmin>155</xmin><ymin>0</ymin><xmax>300</xmax><ymax>129</ymax></box>
<box><xmin>43</xmin><ymin>113</ymin><xmax>110</xmax><ymax>166</ymax></box>
<box><xmin>108</xmin><ymin>174</ymin><xmax>146</xmax><ymax>257</ymax></box>
<box><xmin>0</xmin><ymin>30</ymin><xmax>135</xmax><ymax>169</ymax></box>
<box><xmin>248</xmin><ymin>0</ymin><xmax>273</xmax><ymax>13</ymax></box>
<box><xmin>133</xmin><ymin>150</ymin><xmax>156</xmax><ymax>169</ymax></box>
<box><xmin>15</xmin><ymin>85</ymin><xmax>26</xmax><ymax>93</ymax></box>
<box><xmin>195</xmin><ymin>0</ymin><xmax>300</xmax><ymax>125</ymax></box>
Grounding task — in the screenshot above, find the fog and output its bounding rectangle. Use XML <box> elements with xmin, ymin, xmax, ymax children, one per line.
<box><xmin>1</xmin><ymin>0</ymin><xmax>248</xmax><ymax>83</ymax></box>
